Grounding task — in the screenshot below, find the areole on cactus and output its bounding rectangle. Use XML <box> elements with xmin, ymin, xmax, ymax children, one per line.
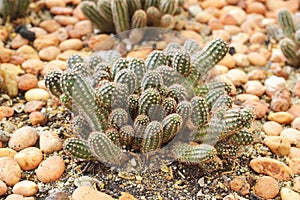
<box><xmin>45</xmin><ymin>33</ymin><xmax>255</xmax><ymax>171</ymax></box>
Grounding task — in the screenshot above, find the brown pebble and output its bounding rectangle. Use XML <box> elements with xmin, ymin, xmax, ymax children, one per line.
<box><xmin>250</xmin><ymin>32</ymin><xmax>266</xmax><ymax>44</ymax></box>
<box><xmin>292</xmin><ymin>117</ymin><xmax>300</xmax><ymax>130</ymax></box>
<box><xmin>0</xmin><ymin>106</ymin><xmax>14</xmax><ymax>121</ymax></box>
<box><xmin>88</xmin><ymin>34</ymin><xmax>114</xmax><ymax>51</ymax></box>
<box><xmin>289</xmin><ymin>147</ymin><xmax>300</xmax><ymax>160</ymax></box>
<box><xmin>230</xmin><ymin>176</ymin><xmax>250</xmax><ymax>195</ymax></box>
<box><xmin>263</xmin><ymin>136</ymin><xmax>291</xmax><ymax>156</ymax></box>
<box><xmin>288</xmin><ymin>104</ymin><xmax>300</xmax><ymax>118</ymax></box>
<box><xmin>36</xmin><ymin>156</ymin><xmax>65</xmax><ymax>183</ymax></box>
<box><xmin>250</xmin><ymin>157</ymin><xmax>292</xmax><ymax>181</ymax></box>
<box><xmin>248</xmin><ymin>68</ymin><xmax>267</xmax><ymax>80</ymax></box>
<box><xmin>39</xmin><ymin>131</ymin><xmax>63</xmax><ymax>153</ymax></box>
<box><xmin>50</xmin><ymin>6</ymin><xmax>73</xmax><ymax>15</ymax></box>
<box><xmin>28</xmin><ymin>27</ymin><xmax>47</xmax><ymax>38</ymax></box>
<box><xmin>41</xmin><ymin>60</ymin><xmax>66</xmax><ymax>76</ymax></box>
<box><xmin>0</xmin><ymin>148</ymin><xmax>17</xmax><ymax>158</ymax></box>
<box><xmin>0</xmin><ymin>47</ymin><xmax>12</xmax><ymax>63</ymax></box>
<box><xmin>244</xmin><ymin>80</ymin><xmax>265</xmax><ymax>97</ymax></box>
<box><xmin>72</xmin><ymin>186</ymin><xmax>114</xmax><ymax>200</ymax></box>
<box><xmin>52</xmin><ymin>27</ymin><xmax>69</xmax><ymax>42</ymax></box>
<box><xmin>12</xmin><ymin>181</ymin><xmax>38</xmax><ymax>197</ymax></box>
<box><xmin>29</xmin><ymin>111</ymin><xmax>47</xmax><ymax>126</ymax></box>
<box><xmin>0</xmin><ymin>180</ymin><xmax>7</xmax><ymax>196</ymax></box>
<box><xmin>17</xmin><ymin>74</ymin><xmax>38</xmax><ymax>91</ymax></box>
<box><xmin>246</xmin><ymin>2</ymin><xmax>266</xmax><ymax>15</ymax></box>
<box><xmin>33</xmin><ymin>34</ymin><xmax>60</xmax><ymax>51</ymax></box>
<box><xmin>233</xmin><ymin>53</ymin><xmax>249</xmax><ymax>67</ymax></box>
<box><xmin>119</xmin><ymin>192</ymin><xmax>138</xmax><ymax>200</ymax></box>
<box><xmin>45</xmin><ymin>190</ymin><xmax>70</xmax><ymax>200</ymax></box>
<box><xmin>293</xmin><ymin>177</ymin><xmax>300</xmax><ymax>193</ymax></box>
<box><xmin>8</xmin><ymin>126</ymin><xmax>39</xmax><ymax>151</ymax></box>
<box><xmin>54</xmin><ymin>15</ymin><xmax>79</xmax><ymax>26</ymax></box>
<box><xmin>208</xmin><ymin>18</ymin><xmax>223</xmax><ymax>30</ymax></box>
<box><xmin>14</xmin><ymin>147</ymin><xmax>43</xmax><ymax>171</ymax></box>
<box><xmin>226</xmin><ymin>69</ymin><xmax>248</xmax><ymax>87</ymax></box>
<box><xmin>0</xmin><ymin>157</ymin><xmax>21</xmax><ymax>186</ymax></box>
<box><xmin>59</xmin><ymin>39</ymin><xmax>83</xmax><ymax>52</ymax></box>
<box><xmin>280</xmin><ymin>187</ymin><xmax>300</xmax><ymax>200</ymax></box>
<box><xmin>248</xmin><ymin>52</ymin><xmax>267</xmax><ymax>66</ymax></box>
<box><xmin>270</xmin><ymin>89</ymin><xmax>292</xmax><ymax>112</ymax></box>
<box><xmin>218</xmin><ymin>53</ymin><xmax>236</xmax><ymax>69</ymax></box>
<box><xmin>16</xmin><ymin>45</ymin><xmax>39</xmax><ymax>60</ymax></box>
<box><xmin>25</xmin><ymin>88</ymin><xmax>50</xmax><ymax>102</ymax></box>
<box><xmin>280</xmin><ymin>128</ymin><xmax>300</xmax><ymax>147</ymax></box>
<box><xmin>254</xmin><ymin>176</ymin><xmax>279</xmax><ymax>199</ymax></box>
<box><xmin>45</xmin><ymin>0</ymin><xmax>66</xmax><ymax>9</ymax></box>
<box><xmin>10</xmin><ymin>34</ymin><xmax>29</xmax><ymax>49</ymax></box>
<box><xmin>268</xmin><ymin>112</ymin><xmax>294</xmax><ymax>124</ymax></box>
<box><xmin>24</xmin><ymin>101</ymin><xmax>45</xmax><ymax>113</ymax></box>
<box><xmin>288</xmin><ymin>158</ymin><xmax>300</xmax><ymax>174</ymax></box>
<box><xmin>127</xmin><ymin>49</ymin><xmax>152</xmax><ymax>60</ymax></box>
<box><xmin>39</xmin><ymin>19</ymin><xmax>61</xmax><ymax>33</ymax></box>
<box><xmin>21</xmin><ymin>59</ymin><xmax>44</xmax><ymax>75</ymax></box>
<box><xmin>73</xmin><ymin>3</ymin><xmax>87</xmax><ymax>20</ymax></box>
<box><xmin>73</xmin><ymin>20</ymin><xmax>93</xmax><ymax>36</ymax></box>
<box><xmin>0</xmin><ymin>28</ymin><xmax>9</xmax><ymax>41</ymax></box>
<box><xmin>262</xmin><ymin>121</ymin><xmax>283</xmax><ymax>136</ymax></box>
<box><xmin>39</xmin><ymin>46</ymin><xmax>61</xmax><ymax>61</ymax></box>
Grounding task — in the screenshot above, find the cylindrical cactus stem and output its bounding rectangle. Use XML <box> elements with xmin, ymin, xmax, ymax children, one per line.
<box><xmin>155</xmin><ymin>66</ymin><xmax>178</xmax><ymax>87</ymax></box>
<box><xmin>132</xmin><ymin>114</ymin><xmax>150</xmax><ymax>149</ymax></box>
<box><xmin>295</xmin><ymin>29</ymin><xmax>300</xmax><ymax>45</ymax></box>
<box><xmin>190</xmin><ymin>96</ymin><xmax>209</xmax><ymax>128</ymax></box>
<box><xmin>191</xmin><ymin>39</ymin><xmax>228</xmax><ymax>80</ymax></box>
<box><xmin>139</xmin><ymin>88</ymin><xmax>161</xmax><ymax>116</ymax></box>
<box><xmin>172</xmin><ymin>50</ymin><xmax>192</xmax><ymax>77</ymax></box>
<box><xmin>108</xmin><ymin>108</ymin><xmax>129</xmax><ymax>129</ymax></box>
<box><xmin>88</xmin><ymin>131</ymin><xmax>124</xmax><ymax>166</ymax></box>
<box><xmin>97</xmin><ymin>0</ymin><xmax>114</xmax><ymax>23</ymax></box>
<box><xmin>128</xmin><ymin>94</ymin><xmax>139</xmax><ymax>120</ymax></box>
<box><xmin>173</xmin><ymin>143</ymin><xmax>217</xmax><ymax>164</ymax></box>
<box><xmin>15</xmin><ymin>0</ymin><xmax>31</xmax><ymax>17</ymax></box>
<box><xmin>162</xmin><ymin>113</ymin><xmax>182</xmax><ymax>143</ymax></box>
<box><xmin>167</xmin><ymin>84</ymin><xmax>187</xmax><ymax>102</ymax></box>
<box><xmin>81</xmin><ymin>1</ymin><xmax>114</xmax><ymax>33</ymax></box>
<box><xmin>0</xmin><ymin>0</ymin><xmax>15</xmax><ymax>20</ymax></box>
<box><xmin>161</xmin><ymin>97</ymin><xmax>177</xmax><ymax>115</ymax></box>
<box><xmin>131</xmin><ymin>9</ymin><xmax>147</xmax><ymax>28</ymax></box>
<box><xmin>160</xmin><ymin>14</ymin><xmax>176</xmax><ymax>29</ymax></box>
<box><xmin>86</xmin><ymin>54</ymin><xmax>103</xmax><ymax>73</ymax></box>
<box><xmin>145</xmin><ymin>50</ymin><xmax>168</xmax><ymax>71</ymax></box>
<box><xmin>114</xmin><ymin>69</ymin><xmax>137</xmax><ymax>94</ymax></box>
<box><xmin>111</xmin><ymin>58</ymin><xmax>129</xmax><ymax>80</ymax></box>
<box><xmin>111</xmin><ymin>0</ymin><xmax>130</xmax><ymax>33</ymax></box>
<box><xmin>146</xmin><ymin>6</ymin><xmax>162</xmax><ymax>26</ymax></box>
<box><xmin>211</xmin><ymin>94</ymin><xmax>232</xmax><ymax>112</ymax></box>
<box><xmin>66</xmin><ymin>54</ymin><xmax>84</xmax><ymax>69</ymax></box>
<box><xmin>63</xmin><ymin>138</ymin><xmax>94</xmax><ymax>160</ymax></box>
<box><xmin>279</xmin><ymin>37</ymin><xmax>299</xmax><ymax>67</ymax></box>
<box><xmin>99</xmin><ymin>50</ymin><xmax>121</xmax><ymax>65</ymax></box>
<box><xmin>266</xmin><ymin>24</ymin><xmax>284</xmax><ymax>42</ymax></box>
<box><xmin>159</xmin><ymin>0</ymin><xmax>178</xmax><ymax>15</ymax></box>
<box><xmin>92</xmin><ymin>70</ymin><xmax>111</xmax><ymax>87</ymax></box>
<box><xmin>105</xmin><ymin>127</ymin><xmax>121</xmax><ymax>147</ymax></box>
<box><xmin>195</xmin><ymin>81</ymin><xmax>232</xmax><ymax>97</ymax></box>
<box><xmin>44</xmin><ymin>70</ymin><xmax>63</xmax><ymax>98</ymax></box>
<box><xmin>141</xmin><ymin>121</ymin><xmax>163</xmax><ymax>153</ymax></box>
<box><xmin>72</xmin><ymin>115</ymin><xmax>93</xmax><ymax>140</ymax></box>
<box><xmin>143</xmin><ymin>0</ymin><xmax>160</xmax><ymax>9</ymax></box>
<box><xmin>215</xmin><ymin>142</ymin><xmax>240</xmax><ymax>158</ymax></box>
<box><xmin>277</xmin><ymin>8</ymin><xmax>295</xmax><ymax>39</ymax></box>
<box><xmin>228</xmin><ymin>129</ymin><xmax>254</xmax><ymax>146</ymax></box>
<box><xmin>141</xmin><ymin>70</ymin><xmax>164</xmax><ymax>91</ymax></box>
<box><xmin>176</xmin><ymin>100</ymin><xmax>192</xmax><ymax>123</ymax></box>
<box><xmin>128</xmin><ymin>57</ymin><xmax>146</xmax><ymax>88</ymax></box>
<box><xmin>119</xmin><ymin>125</ymin><xmax>135</xmax><ymax>146</ymax></box>
<box><xmin>184</xmin><ymin>39</ymin><xmax>201</xmax><ymax>55</ymax></box>
<box><xmin>127</xmin><ymin>0</ymin><xmax>142</xmax><ymax>17</ymax></box>
<box><xmin>205</xmin><ymin>88</ymin><xmax>227</xmax><ymax>110</ymax></box>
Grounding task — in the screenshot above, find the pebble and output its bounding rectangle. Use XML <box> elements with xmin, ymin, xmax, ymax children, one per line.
<box><xmin>250</xmin><ymin>157</ymin><xmax>292</xmax><ymax>181</ymax></box>
<box><xmin>195</xmin><ymin>11</ymin><xmax>213</xmax><ymax>23</ymax></box>
<box><xmin>45</xmin><ymin>190</ymin><xmax>70</xmax><ymax>200</ymax></box>
<box><xmin>289</xmin><ymin>147</ymin><xmax>300</xmax><ymax>159</ymax></box>
<box><xmin>293</xmin><ymin>82</ymin><xmax>300</xmax><ymax>98</ymax></box>
<box><xmin>264</xmin><ymin>76</ymin><xmax>286</xmax><ymax>97</ymax></box>
<box><xmin>288</xmin><ymin>104</ymin><xmax>300</xmax><ymax>118</ymax></box>
<box><xmin>39</xmin><ymin>46</ymin><xmax>61</xmax><ymax>61</ymax></box>
<box><xmin>262</xmin><ymin>121</ymin><xmax>283</xmax><ymax>136</ymax></box>
<box><xmin>28</xmin><ymin>27</ymin><xmax>47</xmax><ymax>38</ymax></box>
<box><xmin>208</xmin><ymin>18</ymin><xmax>224</xmax><ymax>30</ymax></box>
<box><xmin>250</xmin><ymin>101</ymin><xmax>269</xmax><ymax>119</ymax></box>
<box><xmin>0</xmin><ymin>180</ymin><xmax>7</xmax><ymax>196</ymax></box>
<box><xmin>21</xmin><ymin>59</ymin><xmax>44</xmax><ymax>75</ymax></box>
<box><xmin>223</xmin><ymin>25</ymin><xmax>241</xmax><ymax>36</ymax></box>
<box><xmin>263</xmin><ymin>136</ymin><xmax>291</xmax><ymax>156</ymax></box>
<box><xmin>14</xmin><ymin>147</ymin><xmax>43</xmax><ymax>171</ymax></box>
<box><xmin>268</xmin><ymin>112</ymin><xmax>294</xmax><ymax>124</ymax></box>
<box><xmin>24</xmin><ymin>101</ymin><xmax>45</xmax><ymax>113</ymax></box>
<box><xmin>40</xmin><ymin>60</ymin><xmax>66</xmax><ymax>76</ymax></box>
<box><xmin>45</xmin><ymin>0</ymin><xmax>66</xmax><ymax>9</ymax></box>
<box><xmin>218</xmin><ymin>53</ymin><xmax>236</xmax><ymax>69</ymax></box>
<box><xmin>16</xmin><ymin>45</ymin><xmax>39</xmax><ymax>60</ymax></box>
<box><xmin>220</xmin><ymin>7</ymin><xmax>247</xmax><ymax>26</ymax></box>
<box><xmin>233</xmin><ymin>53</ymin><xmax>250</xmax><ymax>67</ymax></box>
<box><xmin>36</xmin><ymin>156</ymin><xmax>65</xmax><ymax>183</ymax></box>
<box><xmin>72</xmin><ymin>3</ymin><xmax>87</xmax><ymax>20</ymax></box>
<box><xmin>0</xmin><ymin>47</ymin><xmax>12</xmax><ymax>63</ymax></box>
<box><xmin>8</xmin><ymin>126</ymin><xmax>39</xmax><ymax>151</ymax></box>
<box><xmin>0</xmin><ymin>106</ymin><xmax>14</xmax><ymax>121</ymax></box>
<box><xmin>127</xmin><ymin>49</ymin><xmax>152</xmax><ymax>60</ymax></box>
<box><xmin>52</xmin><ymin>27</ymin><xmax>69</xmax><ymax>42</ymax></box>
<box><xmin>29</xmin><ymin>111</ymin><xmax>47</xmax><ymax>126</ymax></box>
<box><xmin>54</xmin><ymin>15</ymin><xmax>79</xmax><ymax>26</ymax></box>
<box><xmin>0</xmin><ymin>157</ymin><xmax>21</xmax><ymax>186</ymax></box>
<box><xmin>119</xmin><ymin>192</ymin><xmax>138</xmax><ymax>200</ymax></box>
<box><xmin>17</xmin><ymin>74</ymin><xmax>38</xmax><ymax>91</ymax></box>
<box><xmin>73</xmin><ymin>20</ymin><xmax>93</xmax><ymax>36</ymax></box>
<box><xmin>280</xmin><ymin>187</ymin><xmax>300</xmax><ymax>200</ymax></box>
<box><xmin>39</xmin><ymin>131</ymin><xmax>63</xmax><ymax>153</ymax></box>
<box><xmin>288</xmin><ymin>158</ymin><xmax>300</xmax><ymax>174</ymax></box>
<box><xmin>12</xmin><ymin>181</ymin><xmax>38</xmax><ymax>197</ymax></box>
<box><xmin>5</xmin><ymin>194</ymin><xmax>32</xmax><ymax>200</ymax></box>
<box><xmin>181</xmin><ymin>30</ymin><xmax>204</xmax><ymax>44</ymax></box>
<box><xmin>231</xmin><ymin>33</ymin><xmax>249</xmax><ymax>44</ymax></box>
<box><xmin>88</xmin><ymin>34</ymin><xmax>115</xmax><ymax>51</ymax></box>
<box><xmin>247</xmin><ymin>52</ymin><xmax>267</xmax><ymax>66</ymax></box>
<box><xmin>249</xmin><ymin>32</ymin><xmax>266</xmax><ymax>44</ymax></box>
<box><xmin>226</xmin><ymin>69</ymin><xmax>248</xmax><ymax>87</ymax></box>
<box><xmin>236</xmin><ymin>93</ymin><xmax>260</xmax><ymax>104</ymax></box>
<box><xmin>72</xmin><ymin>186</ymin><xmax>114</xmax><ymax>200</ymax></box>
<box><xmin>270</xmin><ymin>89</ymin><xmax>292</xmax><ymax>112</ymax></box>
<box><xmin>33</xmin><ymin>34</ymin><xmax>60</xmax><ymax>51</ymax></box>
<box><xmin>50</xmin><ymin>6</ymin><xmax>73</xmax><ymax>15</ymax></box>
<box><xmin>0</xmin><ymin>28</ymin><xmax>9</xmax><ymax>42</ymax></box>
<box><xmin>39</xmin><ymin>20</ymin><xmax>61</xmax><ymax>33</ymax></box>
<box><xmin>59</xmin><ymin>39</ymin><xmax>83</xmax><ymax>52</ymax></box>
<box><xmin>0</xmin><ymin>148</ymin><xmax>17</xmax><ymax>158</ymax></box>
<box><xmin>230</xmin><ymin>176</ymin><xmax>250</xmax><ymax>195</ymax></box>
<box><xmin>25</xmin><ymin>88</ymin><xmax>50</xmax><ymax>102</ymax></box>
<box><xmin>294</xmin><ymin>177</ymin><xmax>300</xmax><ymax>193</ymax></box>
<box><xmin>280</xmin><ymin>128</ymin><xmax>300</xmax><ymax>147</ymax></box>
<box><xmin>244</xmin><ymin>80</ymin><xmax>265</xmax><ymax>97</ymax></box>
<box><xmin>11</xmin><ymin>35</ymin><xmax>29</xmax><ymax>49</ymax></box>
<box><xmin>254</xmin><ymin>176</ymin><xmax>279</xmax><ymax>199</ymax></box>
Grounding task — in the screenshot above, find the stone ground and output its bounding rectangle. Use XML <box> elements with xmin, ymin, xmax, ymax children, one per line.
<box><xmin>1</xmin><ymin>0</ymin><xmax>300</xmax><ymax>199</ymax></box>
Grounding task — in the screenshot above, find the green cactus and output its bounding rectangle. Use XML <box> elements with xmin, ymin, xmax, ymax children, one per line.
<box><xmin>277</xmin><ymin>8</ymin><xmax>295</xmax><ymax>39</ymax></box>
<box><xmin>145</xmin><ymin>50</ymin><xmax>168</xmax><ymax>70</ymax></box>
<box><xmin>44</xmin><ymin>71</ymin><xmax>63</xmax><ymax>98</ymax></box>
<box><xmin>139</xmin><ymin>88</ymin><xmax>161</xmax><ymax>115</ymax></box>
<box><xmin>279</xmin><ymin>37</ymin><xmax>300</xmax><ymax>67</ymax></box>
<box><xmin>131</xmin><ymin>9</ymin><xmax>147</xmax><ymax>28</ymax></box>
<box><xmin>184</xmin><ymin>39</ymin><xmax>201</xmax><ymax>55</ymax></box>
<box><xmin>141</xmin><ymin>70</ymin><xmax>164</xmax><ymax>91</ymax></box>
<box><xmin>162</xmin><ymin>113</ymin><xmax>182</xmax><ymax>143</ymax></box>
<box><xmin>111</xmin><ymin>0</ymin><xmax>130</xmax><ymax>33</ymax></box>
<box><xmin>141</xmin><ymin>121</ymin><xmax>163</xmax><ymax>153</ymax></box>
<box><xmin>64</xmin><ymin>138</ymin><xmax>94</xmax><ymax>160</ymax></box>
<box><xmin>0</xmin><ymin>0</ymin><xmax>31</xmax><ymax>21</ymax></box>
<box><xmin>97</xmin><ymin>0</ymin><xmax>114</xmax><ymax>23</ymax></box>
<box><xmin>114</xmin><ymin>69</ymin><xmax>137</xmax><ymax>94</ymax></box>
<box><xmin>172</xmin><ymin>50</ymin><xmax>192</xmax><ymax>77</ymax></box>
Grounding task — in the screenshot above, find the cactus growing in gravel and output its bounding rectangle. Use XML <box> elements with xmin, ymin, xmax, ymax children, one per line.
<box><xmin>267</xmin><ymin>8</ymin><xmax>300</xmax><ymax>67</ymax></box>
<box><xmin>0</xmin><ymin>0</ymin><xmax>31</xmax><ymax>21</ymax></box>
<box><xmin>45</xmin><ymin>38</ymin><xmax>254</xmax><ymax>170</ymax></box>
<box><xmin>80</xmin><ymin>0</ymin><xmax>183</xmax><ymax>33</ymax></box>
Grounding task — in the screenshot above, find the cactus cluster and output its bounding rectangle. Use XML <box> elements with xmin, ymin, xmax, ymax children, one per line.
<box><xmin>0</xmin><ymin>0</ymin><xmax>31</xmax><ymax>22</ymax></box>
<box><xmin>267</xmin><ymin>8</ymin><xmax>300</xmax><ymax>67</ymax></box>
<box><xmin>45</xmin><ymin>38</ymin><xmax>254</xmax><ymax>171</ymax></box>
<box><xmin>80</xmin><ymin>0</ymin><xmax>183</xmax><ymax>34</ymax></box>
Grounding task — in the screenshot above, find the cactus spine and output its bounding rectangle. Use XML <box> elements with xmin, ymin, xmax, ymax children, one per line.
<box><xmin>111</xmin><ymin>0</ymin><xmax>130</xmax><ymax>33</ymax></box>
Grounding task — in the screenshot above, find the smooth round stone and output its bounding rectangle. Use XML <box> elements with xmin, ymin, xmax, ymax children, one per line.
<box><xmin>289</xmin><ymin>147</ymin><xmax>300</xmax><ymax>159</ymax></box>
<box><xmin>226</xmin><ymin>69</ymin><xmax>248</xmax><ymax>87</ymax></box>
<box><xmin>39</xmin><ymin>46</ymin><xmax>61</xmax><ymax>61</ymax></box>
<box><xmin>39</xmin><ymin>131</ymin><xmax>63</xmax><ymax>153</ymax></box>
<box><xmin>233</xmin><ymin>53</ymin><xmax>250</xmax><ymax>67</ymax></box>
<box><xmin>248</xmin><ymin>52</ymin><xmax>267</xmax><ymax>66</ymax></box>
<box><xmin>72</xmin><ymin>186</ymin><xmax>114</xmax><ymax>200</ymax></box>
<box><xmin>280</xmin><ymin>128</ymin><xmax>300</xmax><ymax>147</ymax></box>
<box><xmin>8</xmin><ymin>126</ymin><xmax>39</xmax><ymax>151</ymax></box>
<box><xmin>250</xmin><ymin>31</ymin><xmax>266</xmax><ymax>44</ymax></box>
<box><xmin>11</xmin><ymin>34</ymin><xmax>29</xmax><ymax>49</ymax></box>
<box><xmin>39</xmin><ymin>19</ymin><xmax>61</xmax><ymax>33</ymax></box>
<box><xmin>244</xmin><ymin>80</ymin><xmax>265</xmax><ymax>97</ymax></box>
<box><xmin>14</xmin><ymin>147</ymin><xmax>43</xmax><ymax>171</ymax></box>
<box><xmin>12</xmin><ymin>181</ymin><xmax>38</xmax><ymax>197</ymax></box>
<box><xmin>40</xmin><ymin>60</ymin><xmax>66</xmax><ymax>76</ymax></box>
<box><xmin>45</xmin><ymin>190</ymin><xmax>69</xmax><ymax>200</ymax></box>
<box><xmin>59</xmin><ymin>39</ymin><xmax>83</xmax><ymax>52</ymax></box>
<box><xmin>33</xmin><ymin>34</ymin><xmax>60</xmax><ymax>51</ymax></box>
<box><xmin>16</xmin><ymin>45</ymin><xmax>39</xmax><ymax>60</ymax></box>
<box><xmin>265</xmin><ymin>76</ymin><xmax>286</xmax><ymax>97</ymax></box>
<box><xmin>24</xmin><ymin>101</ymin><xmax>45</xmax><ymax>113</ymax></box>
<box><xmin>231</xmin><ymin>33</ymin><xmax>249</xmax><ymax>44</ymax></box>
<box><xmin>268</xmin><ymin>112</ymin><xmax>294</xmax><ymax>124</ymax></box>
<box><xmin>218</xmin><ymin>53</ymin><xmax>236</xmax><ymax>69</ymax></box>
<box><xmin>45</xmin><ymin>0</ymin><xmax>66</xmax><ymax>8</ymax></box>
<box><xmin>0</xmin><ymin>157</ymin><xmax>21</xmax><ymax>186</ymax></box>
<box><xmin>230</xmin><ymin>176</ymin><xmax>250</xmax><ymax>195</ymax></box>
<box><xmin>52</xmin><ymin>27</ymin><xmax>69</xmax><ymax>42</ymax></box>
<box><xmin>17</xmin><ymin>74</ymin><xmax>38</xmax><ymax>91</ymax></box>
<box><xmin>21</xmin><ymin>59</ymin><xmax>44</xmax><ymax>75</ymax></box>
<box><xmin>25</xmin><ymin>88</ymin><xmax>50</xmax><ymax>102</ymax></box>
<box><xmin>254</xmin><ymin>176</ymin><xmax>279</xmax><ymax>199</ymax></box>
<box><xmin>0</xmin><ymin>148</ymin><xmax>17</xmax><ymax>158</ymax></box>
<box><xmin>262</xmin><ymin>121</ymin><xmax>283</xmax><ymax>136</ymax></box>
<box><xmin>0</xmin><ymin>180</ymin><xmax>7</xmax><ymax>196</ymax></box>
<box><xmin>73</xmin><ymin>20</ymin><xmax>93</xmax><ymax>36</ymax></box>
<box><xmin>29</xmin><ymin>111</ymin><xmax>47</xmax><ymax>126</ymax></box>
<box><xmin>50</xmin><ymin>6</ymin><xmax>73</xmax><ymax>15</ymax></box>
<box><xmin>293</xmin><ymin>177</ymin><xmax>300</xmax><ymax>193</ymax></box>
<box><xmin>289</xmin><ymin>158</ymin><xmax>300</xmax><ymax>174</ymax></box>
<box><xmin>0</xmin><ymin>106</ymin><xmax>14</xmax><ymax>121</ymax></box>
<box><xmin>248</xmin><ymin>68</ymin><xmax>267</xmax><ymax>80</ymax></box>
<box><xmin>36</xmin><ymin>156</ymin><xmax>65</xmax><ymax>183</ymax></box>
<box><xmin>5</xmin><ymin>194</ymin><xmax>30</xmax><ymax>200</ymax></box>
<box><xmin>280</xmin><ymin>187</ymin><xmax>300</xmax><ymax>200</ymax></box>
<box><xmin>54</xmin><ymin>16</ymin><xmax>79</xmax><ymax>26</ymax></box>
<box><xmin>263</xmin><ymin>136</ymin><xmax>291</xmax><ymax>156</ymax></box>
